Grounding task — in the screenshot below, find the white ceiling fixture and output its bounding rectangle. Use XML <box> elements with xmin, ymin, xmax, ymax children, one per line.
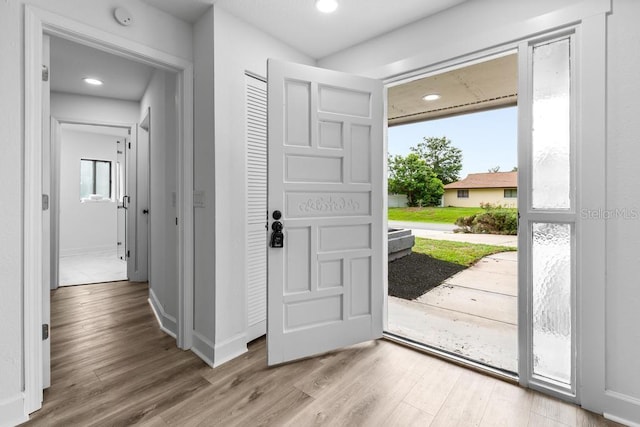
<box><xmin>315</xmin><ymin>0</ymin><xmax>338</xmax><ymax>14</ymax></box>
<box><xmin>142</xmin><ymin>0</ymin><xmax>469</xmax><ymax>59</ymax></box>
<box><xmin>422</xmin><ymin>94</ymin><xmax>441</xmax><ymax>101</ymax></box>
<box><xmin>83</xmin><ymin>77</ymin><xmax>103</xmax><ymax>86</ymax></box>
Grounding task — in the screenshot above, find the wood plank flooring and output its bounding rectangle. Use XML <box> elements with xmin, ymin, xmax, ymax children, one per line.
<box><xmin>24</xmin><ymin>281</ymin><xmax>623</xmax><ymax>426</ymax></box>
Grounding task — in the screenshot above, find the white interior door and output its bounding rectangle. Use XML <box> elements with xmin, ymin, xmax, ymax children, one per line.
<box><xmin>267</xmin><ymin>59</ymin><xmax>384</xmax><ymax>365</ymax></box>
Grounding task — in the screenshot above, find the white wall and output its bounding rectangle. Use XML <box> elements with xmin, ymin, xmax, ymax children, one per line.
<box><xmin>0</xmin><ymin>0</ymin><xmax>191</xmax><ymax>423</ymax></box>
<box><xmin>59</xmin><ymin>128</ymin><xmax>118</xmax><ymax>256</ymax></box>
<box><xmin>141</xmin><ymin>69</ymin><xmax>179</xmax><ymax>336</ymax></box>
<box><xmin>191</xmin><ymin>5</ymin><xmax>314</xmax><ymax>366</ymax></box>
<box><xmin>51</xmin><ymin>92</ymin><xmax>140</xmax><ymax>125</ymax></box>
<box><xmin>317</xmin><ymin>0</ymin><xmax>639</xmax><ymax>423</ymax></box>
<box><xmin>605</xmin><ymin>0</ymin><xmax>640</xmax><ymax>415</ymax></box>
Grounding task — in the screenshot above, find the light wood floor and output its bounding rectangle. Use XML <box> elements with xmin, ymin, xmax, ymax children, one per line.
<box><xmin>24</xmin><ymin>281</ymin><xmax>622</xmax><ymax>426</ymax></box>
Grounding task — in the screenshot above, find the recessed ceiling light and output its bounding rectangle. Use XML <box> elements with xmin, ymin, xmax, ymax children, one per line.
<box><xmin>83</xmin><ymin>77</ymin><xmax>103</xmax><ymax>86</ymax></box>
<box><xmin>316</xmin><ymin>0</ymin><xmax>338</xmax><ymax>13</ymax></box>
<box><xmin>422</xmin><ymin>94</ymin><xmax>441</xmax><ymax>101</ymax></box>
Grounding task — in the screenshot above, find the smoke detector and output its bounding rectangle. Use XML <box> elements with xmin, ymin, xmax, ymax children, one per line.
<box><xmin>114</xmin><ymin>8</ymin><xmax>133</xmax><ymax>26</ymax></box>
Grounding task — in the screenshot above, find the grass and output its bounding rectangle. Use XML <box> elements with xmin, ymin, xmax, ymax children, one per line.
<box><xmin>412</xmin><ymin>237</ymin><xmax>517</xmax><ymax>267</ymax></box>
<box><xmin>388</xmin><ymin>207</ymin><xmax>486</xmax><ymax>224</ymax></box>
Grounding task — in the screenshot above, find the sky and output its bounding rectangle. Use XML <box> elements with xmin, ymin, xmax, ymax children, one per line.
<box><xmin>387</xmin><ymin>106</ymin><xmax>518</xmax><ymax>180</ymax></box>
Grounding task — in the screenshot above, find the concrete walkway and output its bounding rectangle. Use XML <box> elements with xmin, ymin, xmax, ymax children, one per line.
<box><xmin>387</xmin><ymin>250</ymin><xmax>518</xmax><ymax>372</ymax></box>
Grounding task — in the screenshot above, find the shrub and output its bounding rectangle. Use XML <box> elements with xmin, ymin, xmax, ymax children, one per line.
<box><xmin>454</xmin><ymin>205</ymin><xmax>518</xmax><ymax>235</ymax></box>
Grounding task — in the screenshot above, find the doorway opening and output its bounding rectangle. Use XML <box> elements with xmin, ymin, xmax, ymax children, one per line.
<box><xmin>57</xmin><ymin>123</ymin><xmax>130</xmax><ymax>286</ymax></box>
<box><xmin>385</xmin><ymin>52</ymin><xmax>519</xmax><ymax>374</ymax></box>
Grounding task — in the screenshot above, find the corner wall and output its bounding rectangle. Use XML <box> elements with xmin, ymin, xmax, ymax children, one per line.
<box><xmin>192</xmin><ymin>5</ymin><xmax>314</xmax><ymax>366</ymax></box>
<box><xmin>141</xmin><ymin>68</ymin><xmax>179</xmax><ymax>337</ymax></box>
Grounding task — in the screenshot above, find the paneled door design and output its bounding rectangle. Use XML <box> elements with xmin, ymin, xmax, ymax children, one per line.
<box><xmin>267</xmin><ymin>60</ymin><xmax>384</xmax><ymax>365</ymax></box>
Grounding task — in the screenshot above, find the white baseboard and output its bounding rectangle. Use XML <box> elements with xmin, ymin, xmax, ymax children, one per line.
<box><xmin>0</xmin><ymin>394</ymin><xmax>27</xmax><ymax>427</ymax></box>
<box><xmin>213</xmin><ymin>333</ymin><xmax>248</xmax><ymax>368</ymax></box>
<box><xmin>605</xmin><ymin>413</ymin><xmax>640</xmax><ymax>427</ymax></box>
<box><xmin>148</xmin><ymin>291</ymin><xmax>177</xmax><ymax>339</ymax></box>
<box><xmin>60</xmin><ymin>245</ymin><xmax>115</xmax><ymax>257</ymax></box>
<box><xmin>192</xmin><ymin>331</ymin><xmax>215</xmax><ymax>368</ymax></box>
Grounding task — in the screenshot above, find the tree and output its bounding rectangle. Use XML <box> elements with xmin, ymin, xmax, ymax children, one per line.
<box><xmin>511</xmin><ymin>166</ymin><xmax>518</xmax><ymax>172</ymax></box>
<box><xmin>388</xmin><ymin>153</ymin><xmax>444</xmax><ymax>207</ymax></box>
<box><xmin>488</xmin><ymin>166</ymin><xmax>501</xmax><ymax>173</ymax></box>
<box><xmin>410</xmin><ymin>137</ymin><xmax>463</xmax><ymax>184</ymax></box>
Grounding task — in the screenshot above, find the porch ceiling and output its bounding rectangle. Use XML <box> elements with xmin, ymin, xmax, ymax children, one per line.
<box><xmin>388</xmin><ymin>53</ymin><xmax>517</xmax><ymax>126</ymax></box>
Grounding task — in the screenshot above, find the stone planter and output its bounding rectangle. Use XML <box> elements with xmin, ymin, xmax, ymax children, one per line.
<box><xmin>388</xmin><ymin>228</ymin><xmax>415</xmax><ymax>261</ymax></box>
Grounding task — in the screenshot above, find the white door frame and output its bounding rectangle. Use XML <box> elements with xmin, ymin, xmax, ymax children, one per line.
<box><xmin>52</xmin><ymin>119</ymin><xmax>136</xmax><ymax>288</ymax></box>
<box><xmin>23</xmin><ymin>5</ymin><xmax>194</xmax><ymax>414</ymax></box>
<box><xmin>380</xmin><ymin>0</ymin><xmax>608</xmax><ymax>413</ymax></box>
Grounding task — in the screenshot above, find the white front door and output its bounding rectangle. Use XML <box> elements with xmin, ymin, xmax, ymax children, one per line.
<box><xmin>267</xmin><ymin>59</ymin><xmax>384</xmax><ymax>365</ymax></box>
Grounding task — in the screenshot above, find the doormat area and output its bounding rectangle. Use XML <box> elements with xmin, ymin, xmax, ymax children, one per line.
<box><xmin>388</xmin><ymin>253</ymin><xmax>466</xmax><ymax>300</ymax></box>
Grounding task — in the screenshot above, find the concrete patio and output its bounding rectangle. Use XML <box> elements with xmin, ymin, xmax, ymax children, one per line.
<box><xmin>387</xmin><ymin>226</ymin><xmax>518</xmax><ymax>372</ymax></box>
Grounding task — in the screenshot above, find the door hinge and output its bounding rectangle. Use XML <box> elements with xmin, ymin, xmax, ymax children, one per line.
<box><xmin>42</xmin><ymin>65</ymin><xmax>49</xmax><ymax>82</ymax></box>
<box><xmin>42</xmin><ymin>324</ymin><xmax>49</xmax><ymax>340</ymax></box>
<box><xmin>42</xmin><ymin>194</ymin><xmax>49</xmax><ymax>211</ymax></box>
<box><xmin>117</xmin><ymin>241</ymin><xmax>122</xmax><ymax>246</ymax></box>
<box><xmin>176</xmin><ymin>217</ymin><xmax>178</xmax><ymax>226</ymax></box>
<box><xmin>127</xmin><ymin>250</ymin><xmax>130</xmax><ymax>258</ymax></box>
<box><xmin>128</xmin><ymin>142</ymin><xmax>131</xmax><ymax>149</ymax></box>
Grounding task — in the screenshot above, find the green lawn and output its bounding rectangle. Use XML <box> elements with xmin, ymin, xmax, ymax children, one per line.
<box><xmin>412</xmin><ymin>237</ymin><xmax>516</xmax><ymax>267</ymax></box>
<box><xmin>388</xmin><ymin>207</ymin><xmax>485</xmax><ymax>224</ymax></box>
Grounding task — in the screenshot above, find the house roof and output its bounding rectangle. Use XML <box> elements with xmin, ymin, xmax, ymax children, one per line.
<box><xmin>444</xmin><ymin>171</ymin><xmax>517</xmax><ymax>189</ymax></box>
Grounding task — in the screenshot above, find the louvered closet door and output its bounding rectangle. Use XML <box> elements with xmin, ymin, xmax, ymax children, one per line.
<box><xmin>246</xmin><ymin>74</ymin><xmax>268</xmax><ymax>341</ymax></box>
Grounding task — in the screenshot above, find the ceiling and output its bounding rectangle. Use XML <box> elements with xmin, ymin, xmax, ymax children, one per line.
<box><xmin>50</xmin><ymin>36</ymin><xmax>155</xmax><ymax>101</ymax></box>
<box><xmin>49</xmin><ymin>0</ymin><xmax>513</xmax><ymax>124</ymax></box>
<box><xmin>388</xmin><ymin>53</ymin><xmax>518</xmax><ymax>126</ymax></box>
<box><xmin>143</xmin><ymin>0</ymin><xmax>469</xmax><ymax>59</ymax></box>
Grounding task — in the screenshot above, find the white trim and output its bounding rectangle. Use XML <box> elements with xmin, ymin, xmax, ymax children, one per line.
<box><xmin>0</xmin><ymin>394</ymin><xmax>27</xmax><ymax>427</ymax></box>
<box><xmin>604</xmin><ymin>413</ymin><xmax>640</xmax><ymax>427</ymax></box>
<box><xmin>23</xmin><ymin>4</ymin><xmax>194</xmax><ymax>416</ymax></box>
<box><xmin>23</xmin><ymin>6</ymin><xmax>44</xmax><ymax>414</ymax></box>
<box><xmin>576</xmin><ymin>12</ymin><xmax>608</xmax><ymax>415</ymax></box>
<box><xmin>213</xmin><ymin>333</ymin><xmax>248</xmax><ymax>368</ymax></box>
<box><xmin>148</xmin><ymin>292</ymin><xmax>177</xmax><ymax>339</ymax></box>
<box><xmin>191</xmin><ymin>332</ymin><xmax>216</xmax><ymax>368</ymax></box>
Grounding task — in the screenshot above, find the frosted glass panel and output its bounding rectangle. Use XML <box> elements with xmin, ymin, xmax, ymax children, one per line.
<box><xmin>532</xmin><ymin>223</ymin><xmax>572</xmax><ymax>384</ymax></box>
<box><xmin>531</xmin><ymin>39</ymin><xmax>571</xmax><ymax>209</ymax></box>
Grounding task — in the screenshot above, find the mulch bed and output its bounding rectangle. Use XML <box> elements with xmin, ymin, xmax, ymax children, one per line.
<box><xmin>388</xmin><ymin>253</ymin><xmax>466</xmax><ymax>300</ymax></box>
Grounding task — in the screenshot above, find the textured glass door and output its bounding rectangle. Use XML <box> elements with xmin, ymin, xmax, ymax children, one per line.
<box><xmin>518</xmin><ymin>34</ymin><xmax>577</xmax><ymax>399</ymax></box>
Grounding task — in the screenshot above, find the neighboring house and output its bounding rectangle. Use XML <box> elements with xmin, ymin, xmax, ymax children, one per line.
<box><xmin>443</xmin><ymin>171</ymin><xmax>517</xmax><ymax>208</ymax></box>
<box><xmin>1</xmin><ymin>1</ymin><xmax>639</xmax><ymax>426</ymax></box>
